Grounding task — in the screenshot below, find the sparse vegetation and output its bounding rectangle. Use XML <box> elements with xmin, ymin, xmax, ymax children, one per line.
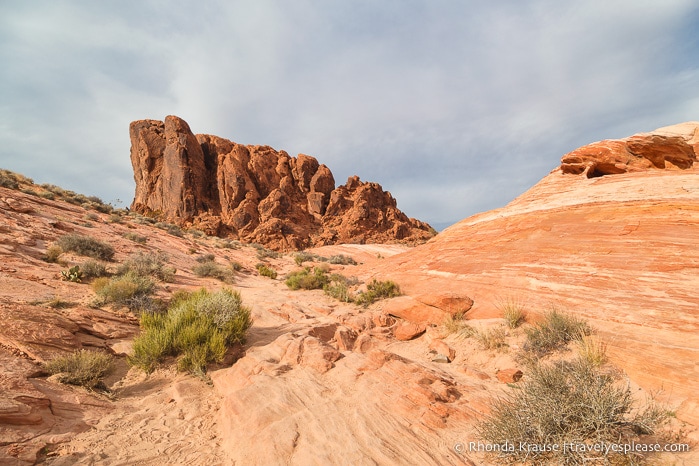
<box><xmin>80</xmin><ymin>260</ymin><xmax>110</xmax><ymax>280</ymax></box>
<box><xmin>60</xmin><ymin>265</ymin><xmax>83</xmax><ymax>283</ymax></box>
<box><xmin>230</xmin><ymin>261</ymin><xmax>243</xmax><ymax>272</ymax></box>
<box><xmin>474</xmin><ymin>327</ymin><xmax>508</xmax><ymax>350</ymax></box>
<box><xmin>44</xmin><ymin>349</ymin><xmax>114</xmax><ymax>389</ymax></box>
<box><xmin>56</xmin><ymin>234</ymin><xmax>115</xmax><ymax>261</ymax></box>
<box><xmin>117</xmin><ymin>252</ymin><xmax>175</xmax><ymax>282</ymax></box>
<box><xmin>478</xmin><ymin>357</ymin><xmax>670</xmax><ymax>465</ymax></box>
<box><xmin>498</xmin><ymin>297</ymin><xmax>527</xmax><ymax>329</ymax></box>
<box><xmin>129</xmin><ymin>288</ymin><xmax>252</xmax><ymax>375</ymax></box>
<box><xmin>0</xmin><ymin>169</ymin><xmax>21</xmax><ymax>189</ymax></box>
<box><xmin>253</xmin><ymin>244</ymin><xmax>280</xmax><ymax>260</ymax></box>
<box><xmin>523</xmin><ymin>309</ymin><xmax>591</xmax><ymax>357</ymax></box>
<box><xmin>285</xmin><ymin>267</ymin><xmax>330</xmax><ymax>290</ymax></box>
<box><xmin>577</xmin><ymin>332</ymin><xmax>608</xmax><ymax>367</ymax></box>
<box><xmin>193</xmin><ymin>260</ymin><xmax>230</xmax><ymax>282</ymax></box>
<box><xmin>443</xmin><ymin>311</ymin><xmax>476</xmax><ymax>337</ymax></box>
<box><xmin>323</xmin><ymin>274</ymin><xmax>356</xmax><ymax>303</ymax></box>
<box><xmin>92</xmin><ymin>272</ymin><xmax>156</xmax><ymax>311</ymax></box>
<box><xmin>196</xmin><ymin>253</ymin><xmax>216</xmax><ymax>263</ymax></box>
<box><xmin>328</xmin><ymin>254</ymin><xmax>357</xmax><ymax>265</ymax></box>
<box><xmin>44</xmin><ymin>244</ymin><xmax>63</xmax><ymax>263</ymax></box>
<box><xmin>124</xmin><ymin>232</ymin><xmax>148</xmax><ymax>244</ymax></box>
<box><xmin>256</xmin><ymin>263</ymin><xmax>277</xmax><ymax>279</ymax></box>
<box><xmin>354</xmin><ymin>279</ymin><xmax>401</xmax><ymax>307</ymax></box>
<box><xmin>155</xmin><ymin>222</ymin><xmax>184</xmax><ymax>237</ymax></box>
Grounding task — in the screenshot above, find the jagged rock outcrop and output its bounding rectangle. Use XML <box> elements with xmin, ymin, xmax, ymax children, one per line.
<box><xmin>130</xmin><ymin>116</ymin><xmax>433</xmax><ymax>250</ymax></box>
<box><xmin>561</xmin><ymin>122</ymin><xmax>698</xmax><ymax>177</ymax></box>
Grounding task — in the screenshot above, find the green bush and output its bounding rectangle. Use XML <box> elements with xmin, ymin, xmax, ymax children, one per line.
<box><xmin>56</xmin><ymin>234</ymin><xmax>115</xmax><ymax>261</ymax></box>
<box><xmin>256</xmin><ymin>263</ymin><xmax>277</xmax><ymax>279</ymax></box>
<box><xmin>478</xmin><ymin>358</ymin><xmax>669</xmax><ymax>465</ymax></box>
<box><xmin>523</xmin><ymin>309</ymin><xmax>591</xmax><ymax>357</ymax></box>
<box><xmin>354</xmin><ymin>279</ymin><xmax>400</xmax><ymax>306</ymax></box>
<box><xmin>193</xmin><ymin>260</ymin><xmax>229</xmax><ymax>281</ymax></box>
<box><xmin>328</xmin><ymin>254</ymin><xmax>357</xmax><ymax>265</ymax></box>
<box><xmin>322</xmin><ymin>273</ymin><xmax>358</xmax><ymax>303</ymax></box>
<box><xmin>285</xmin><ymin>267</ymin><xmax>329</xmax><ymax>290</ymax></box>
<box><xmin>92</xmin><ymin>272</ymin><xmax>156</xmax><ymax>311</ymax></box>
<box><xmin>44</xmin><ymin>349</ymin><xmax>114</xmax><ymax>389</ymax></box>
<box><xmin>129</xmin><ymin>288</ymin><xmax>252</xmax><ymax>375</ymax></box>
<box><xmin>117</xmin><ymin>252</ymin><xmax>175</xmax><ymax>282</ymax></box>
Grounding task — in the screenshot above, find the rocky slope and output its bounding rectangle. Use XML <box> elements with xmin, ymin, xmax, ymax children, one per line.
<box><xmin>370</xmin><ymin>122</ymin><xmax>699</xmax><ymax>429</ymax></box>
<box><xmin>130</xmin><ymin>116</ymin><xmax>434</xmax><ymax>251</ymax></box>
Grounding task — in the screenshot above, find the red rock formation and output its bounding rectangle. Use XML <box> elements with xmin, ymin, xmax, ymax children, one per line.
<box><xmin>560</xmin><ymin>127</ymin><xmax>696</xmax><ymax>177</ymax></box>
<box><xmin>130</xmin><ymin>116</ymin><xmax>434</xmax><ymax>250</ymax></box>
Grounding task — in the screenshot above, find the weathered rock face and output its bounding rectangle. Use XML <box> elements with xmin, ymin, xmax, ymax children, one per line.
<box><xmin>560</xmin><ymin>125</ymin><xmax>697</xmax><ymax>177</ymax></box>
<box><xmin>130</xmin><ymin>116</ymin><xmax>434</xmax><ymax>250</ymax></box>
<box><xmin>370</xmin><ymin>122</ymin><xmax>699</xmax><ymax>427</ymax></box>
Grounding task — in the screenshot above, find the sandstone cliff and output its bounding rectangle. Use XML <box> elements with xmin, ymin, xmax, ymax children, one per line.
<box><xmin>130</xmin><ymin>116</ymin><xmax>433</xmax><ymax>250</ymax></box>
<box><xmin>368</xmin><ymin>121</ymin><xmax>699</xmax><ymax>427</ymax></box>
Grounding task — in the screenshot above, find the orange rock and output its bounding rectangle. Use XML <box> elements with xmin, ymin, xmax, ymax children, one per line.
<box><xmin>428</xmin><ymin>339</ymin><xmax>456</xmax><ymax>362</ymax></box>
<box><xmin>496</xmin><ymin>369</ymin><xmax>523</xmax><ymax>383</ymax></box>
<box><xmin>393</xmin><ymin>322</ymin><xmax>426</xmax><ymax>341</ymax></box>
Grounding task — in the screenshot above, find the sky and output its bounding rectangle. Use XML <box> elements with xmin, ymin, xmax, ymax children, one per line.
<box><xmin>1</xmin><ymin>1</ymin><xmax>698</xmax><ymax>230</ymax></box>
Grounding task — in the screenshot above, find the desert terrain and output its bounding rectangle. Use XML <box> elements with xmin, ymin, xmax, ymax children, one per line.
<box><xmin>1</xmin><ymin>121</ymin><xmax>698</xmax><ymax>465</ymax></box>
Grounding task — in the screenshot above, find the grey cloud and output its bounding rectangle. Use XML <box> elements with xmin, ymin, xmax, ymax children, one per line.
<box><xmin>1</xmin><ymin>1</ymin><xmax>697</xmax><ymax>224</ymax></box>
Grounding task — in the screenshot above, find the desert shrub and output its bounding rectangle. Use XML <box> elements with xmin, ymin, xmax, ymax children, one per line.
<box><xmin>0</xmin><ymin>170</ymin><xmax>20</xmax><ymax>189</ymax></box>
<box><xmin>129</xmin><ymin>288</ymin><xmax>252</xmax><ymax>375</ymax></box>
<box><xmin>285</xmin><ymin>267</ymin><xmax>329</xmax><ymax>290</ymax></box>
<box><xmin>117</xmin><ymin>252</ymin><xmax>175</xmax><ymax>282</ymax></box>
<box><xmin>92</xmin><ymin>272</ymin><xmax>156</xmax><ymax>311</ymax></box>
<box><xmin>93</xmin><ymin>203</ymin><xmax>113</xmax><ymax>214</ymax></box>
<box><xmin>46</xmin><ymin>297</ymin><xmax>75</xmax><ymax>309</ymax></box>
<box><xmin>523</xmin><ymin>309</ymin><xmax>591</xmax><ymax>357</ymax></box>
<box><xmin>216</xmin><ymin>239</ymin><xmax>240</xmax><ymax>249</ymax></box>
<box><xmin>474</xmin><ymin>327</ymin><xmax>508</xmax><ymax>350</ymax></box>
<box><xmin>85</xmin><ymin>212</ymin><xmax>99</xmax><ymax>222</ymax></box>
<box><xmin>44</xmin><ymin>244</ymin><xmax>63</xmax><ymax>263</ymax></box>
<box><xmin>81</xmin><ymin>260</ymin><xmax>110</xmax><ymax>280</ymax></box>
<box><xmin>189</xmin><ymin>229</ymin><xmax>205</xmax><ymax>238</ymax></box>
<box><xmin>60</xmin><ymin>265</ymin><xmax>83</xmax><ymax>283</ymax></box>
<box><xmin>230</xmin><ymin>261</ymin><xmax>243</xmax><ymax>272</ymax></box>
<box><xmin>123</xmin><ymin>232</ymin><xmax>147</xmax><ymax>243</ymax></box>
<box><xmin>39</xmin><ymin>191</ymin><xmax>55</xmax><ymax>200</ymax></box>
<box><xmin>443</xmin><ymin>311</ymin><xmax>476</xmax><ymax>337</ymax></box>
<box><xmin>256</xmin><ymin>263</ymin><xmax>277</xmax><ymax>279</ymax></box>
<box><xmin>498</xmin><ymin>297</ymin><xmax>527</xmax><ymax>329</ymax></box>
<box><xmin>56</xmin><ymin>234</ymin><xmax>115</xmax><ymax>261</ymax></box>
<box><xmin>577</xmin><ymin>333</ymin><xmax>608</xmax><ymax>367</ymax></box>
<box><xmin>323</xmin><ymin>273</ymin><xmax>359</xmax><ymax>303</ymax></box>
<box><xmin>21</xmin><ymin>188</ymin><xmax>38</xmax><ymax>196</ymax></box>
<box><xmin>478</xmin><ymin>358</ymin><xmax>669</xmax><ymax>465</ymax></box>
<box><xmin>254</xmin><ymin>245</ymin><xmax>280</xmax><ymax>260</ymax></box>
<box><xmin>196</xmin><ymin>253</ymin><xmax>216</xmax><ymax>263</ymax></box>
<box><xmin>155</xmin><ymin>222</ymin><xmax>184</xmax><ymax>237</ymax></box>
<box><xmin>193</xmin><ymin>260</ymin><xmax>229</xmax><ymax>281</ymax></box>
<box><xmin>328</xmin><ymin>254</ymin><xmax>357</xmax><ymax>265</ymax></box>
<box><xmin>354</xmin><ymin>279</ymin><xmax>400</xmax><ymax>306</ymax></box>
<box><xmin>44</xmin><ymin>349</ymin><xmax>114</xmax><ymax>389</ymax></box>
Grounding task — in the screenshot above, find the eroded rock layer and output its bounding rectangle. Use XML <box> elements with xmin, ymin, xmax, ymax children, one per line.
<box><xmin>370</xmin><ymin>122</ymin><xmax>699</xmax><ymax>426</ymax></box>
<box><xmin>130</xmin><ymin>116</ymin><xmax>433</xmax><ymax>250</ymax></box>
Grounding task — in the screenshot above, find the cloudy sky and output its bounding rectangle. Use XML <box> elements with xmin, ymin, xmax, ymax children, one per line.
<box><xmin>1</xmin><ymin>1</ymin><xmax>698</xmax><ymax>229</ymax></box>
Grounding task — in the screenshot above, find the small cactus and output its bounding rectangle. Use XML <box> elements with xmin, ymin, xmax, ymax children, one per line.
<box><xmin>60</xmin><ymin>265</ymin><xmax>83</xmax><ymax>283</ymax></box>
